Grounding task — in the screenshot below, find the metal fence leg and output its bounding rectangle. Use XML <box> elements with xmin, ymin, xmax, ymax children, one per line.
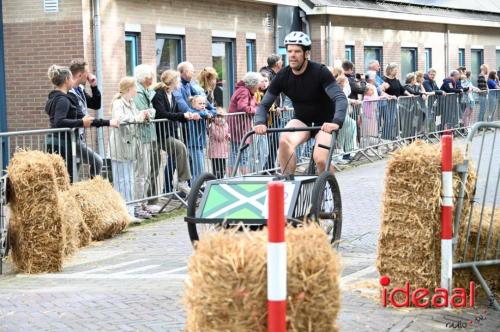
<box><xmin>471</xmin><ymin>264</ymin><xmax>500</xmax><ymax>311</ymax></box>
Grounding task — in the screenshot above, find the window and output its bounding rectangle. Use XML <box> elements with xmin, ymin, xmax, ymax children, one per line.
<box><xmin>364</xmin><ymin>46</ymin><xmax>383</xmax><ymax>74</ymax></box>
<box><xmin>424</xmin><ymin>48</ymin><xmax>432</xmax><ymax>73</ymax></box>
<box><xmin>458</xmin><ymin>48</ymin><xmax>465</xmax><ymax>68</ymax></box>
<box><xmin>471</xmin><ymin>49</ymin><xmax>484</xmax><ymax>85</ymax></box>
<box><xmin>400</xmin><ymin>48</ymin><xmax>417</xmax><ymax>80</ymax></box>
<box><xmin>156</xmin><ymin>35</ymin><xmax>184</xmax><ymax>79</ymax></box>
<box><xmin>345</xmin><ymin>45</ymin><xmax>354</xmax><ymax>63</ymax></box>
<box><xmin>125</xmin><ymin>33</ymin><xmax>139</xmax><ymax>77</ymax></box>
<box><xmin>212</xmin><ymin>38</ymin><xmax>235</xmax><ymax>108</ymax></box>
<box><xmin>496</xmin><ymin>50</ymin><xmax>500</xmax><ymax>72</ymax></box>
<box><xmin>246</xmin><ymin>40</ymin><xmax>256</xmax><ymax>72</ymax></box>
<box><xmin>279</xmin><ymin>47</ymin><xmax>288</xmax><ymax>66</ymax></box>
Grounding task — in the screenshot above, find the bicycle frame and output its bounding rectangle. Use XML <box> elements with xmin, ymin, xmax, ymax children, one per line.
<box><xmin>231</xmin><ymin>127</ymin><xmax>338</xmax><ymax>177</ymax></box>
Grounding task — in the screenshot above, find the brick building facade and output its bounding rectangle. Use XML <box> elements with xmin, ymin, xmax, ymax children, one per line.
<box><xmin>2</xmin><ymin>0</ymin><xmax>500</xmax><ymax>131</ymax></box>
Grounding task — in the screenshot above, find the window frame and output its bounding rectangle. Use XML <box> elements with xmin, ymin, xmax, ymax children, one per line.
<box><xmin>400</xmin><ymin>47</ymin><xmax>417</xmax><ymax>80</ymax></box>
<box><xmin>345</xmin><ymin>45</ymin><xmax>354</xmax><ymax>63</ymax></box>
<box><xmin>364</xmin><ymin>46</ymin><xmax>383</xmax><ymax>75</ymax></box>
<box><xmin>212</xmin><ymin>37</ymin><xmax>236</xmax><ymax>108</ymax></box>
<box><xmin>125</xmin><ymin>33</ymin><xmax>139</xmax><ymax>77</ymax></box>
<box><xmin>458</xmin><ymin>48</ymin><xmax>465</xmax><ymax>68</ymax></box>
<box><xmin>496</xmin><ymin>49</ymin><xmax>500</xmax><ymax>70</ymax></box>
<box><xmin>246</xmin><ymin>39</ymin><xmax>256</xmax><ymax>72</ymax></box>
<box><xmin>424</xmin><ymin>48</ymin><xmax>432</xmax><ymax>72</ymax></box>
<box><xmin>155</xmin><ymin>34</ymin><xmax>185</xmax><ymax>78</ymax></box>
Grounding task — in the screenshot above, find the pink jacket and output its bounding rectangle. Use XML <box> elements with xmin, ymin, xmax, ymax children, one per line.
<box><xmin>228</xmin><ymin>81</ymin><xmax>256</xmax><ymax>143</ymax></box>
<box><xmin>208</xmin><ymin>119</ymin><xmax>229</xmax><ymax>158</ymax></box>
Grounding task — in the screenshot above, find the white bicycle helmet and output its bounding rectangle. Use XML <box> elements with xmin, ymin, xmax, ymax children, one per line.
<box><xmin>284</xmin><ymin>31</ymin><xmax>312</xmax><ymax>50</ymax></box>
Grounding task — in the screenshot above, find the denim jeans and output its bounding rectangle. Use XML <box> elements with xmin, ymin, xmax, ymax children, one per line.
<box><xmin>111</xmin><ymin>160</ymin><xmax>134</xmax><ymax>216</ymax></box>
<box><xmin>251</xmin><ymin>135</ymin><xmax>269</xmax><ymax>173</ymax></box>
<box><xmin>188</xmin><ymin>147</ymin><xmax>205</xmax><ymax>184</ymax></box>
<box><xmin>478</xmin><ymin>95</ymin><xmax>487</xmax><ymax>122</ymax></box>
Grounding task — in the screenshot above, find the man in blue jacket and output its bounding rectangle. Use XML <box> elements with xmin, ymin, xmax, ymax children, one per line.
<box><xmin>173</xmin><ymin>62</ymin><xmax>217</xmax><ymax>184</ymax></box>
<box><xmin>440</xmin><ymin>70</ymin><xmax>468</xmax><ymax>130</ymax></box>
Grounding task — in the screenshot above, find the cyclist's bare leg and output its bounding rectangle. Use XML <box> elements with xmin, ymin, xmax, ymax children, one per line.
<box><xmin>313</xmin><ymin>130</ymin><xmax>335</xmax><ymax>174</ymax></box>
<box><xmin>279</xmin><ymin>119</ymin><xmax>310</xmax><ymax>175</ymax></box>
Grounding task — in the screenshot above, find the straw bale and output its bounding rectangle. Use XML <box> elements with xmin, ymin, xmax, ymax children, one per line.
<box><xmin>377</xmin><ymin>140</ymin><xmax>476</xmax><ymax>300</ymax></box>
<box><xmin>185</xmin><ymin>224</ymin><xmax>341</xmax><ymax>332</ymax></box>
<box><xmin>46</xmin><ymin>153</ymin><xmax>70</xmax><ymax>191</ymax></box>
<box><xmin>69</xmin><ymin>177</ymin><xmax>129</xmax><ymax>241</ymax></box>
<box><xmin>7</xmin><ymin>150</ymin><xmax>66</xmax><ymax>273</ymax></box>
<box><xmin>57</xmin><ymin>191</ymin><xmax>90</xmax><ymax>252</ymax></box>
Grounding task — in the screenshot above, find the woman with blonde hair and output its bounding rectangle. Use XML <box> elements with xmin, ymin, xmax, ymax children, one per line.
<box><xmin>197</xmin><ymin>67</ymin><xmax>219</xmax><ymax>107</ymax></box>
<box><xmin>152</xmin><ymin>69</ymin><xmax>194</xmax><ymax>194</ymax></box>
<box><xmin>109</xmin><ymin>76</ymin><xmax>150</xmax><ymax>223</ymax></box>
<box><xmin>380</xmin><ymin>63</ymin><xmax>410</xmax><ymax>140</ymax></box>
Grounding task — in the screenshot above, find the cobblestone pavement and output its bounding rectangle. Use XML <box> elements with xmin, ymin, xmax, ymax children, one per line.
<box><xmin>0</xmin><ymin>133</ymin><xmax>499</xmax><ymax>331</ymax></box>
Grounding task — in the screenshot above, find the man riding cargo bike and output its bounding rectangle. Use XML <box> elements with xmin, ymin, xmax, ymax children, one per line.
<box><xmin>184</xmin><ymin>32</ymin><xmax>347</xmax><ymax>247</ymax></box>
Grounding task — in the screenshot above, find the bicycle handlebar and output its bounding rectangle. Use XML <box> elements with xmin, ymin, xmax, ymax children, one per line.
<box><xmin>239</xmin><ymin>127</ymin><xmax>323</xmax><ymax>148</ymax></box>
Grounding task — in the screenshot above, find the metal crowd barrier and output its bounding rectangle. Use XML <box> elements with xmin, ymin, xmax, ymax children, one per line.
<box><xmin>0</xmin><ymin>90</ymin><xmax>499</xmax><ymax>206</ymax></box>
<box><xmin>453</xmin><ymin>122</ymin><xmax>500</xmax><ymax>310</ymax></box>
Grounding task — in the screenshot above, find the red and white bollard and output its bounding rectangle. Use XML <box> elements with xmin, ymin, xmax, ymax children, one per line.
<box><xmin>267</xmin><ymin>182</ymin><xmax>286</xmax><ymax>332</ymax></box>
<box><xmin>441</xmin><ymin>135</ymin><xmax>453</xmax><ymax>301</ymax></box>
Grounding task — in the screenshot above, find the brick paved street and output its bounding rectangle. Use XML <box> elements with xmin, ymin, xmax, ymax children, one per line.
<box><xmin>0</xmin><ymin>134</ymin><xmax>499</xmax><ymax>331</ymax></box>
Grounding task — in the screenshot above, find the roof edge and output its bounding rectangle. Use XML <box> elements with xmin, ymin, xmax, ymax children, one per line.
<box><xmin>298</xmin><ymin>2</ymin><xmax>500</xmax><ymax>28</ymax></box>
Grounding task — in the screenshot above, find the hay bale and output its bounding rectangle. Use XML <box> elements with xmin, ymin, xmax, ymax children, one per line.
<box><xmin>7</xmin><ymin>150</ymin><xmax>66</xmax><ymax>273</ymax></box>
<box><xmin>184</xmin><ymin>224</ymin><xmax>341</xmax><ymax>332</ymax></box>
<box><xmin>46</xmin><ymin>153</ymin><xmax>70</xmax><ymax>191</ymax></box>
<box><xmin>454</xmin><ymin>208</ymin><xmax>500</xmax><ymax>298</ymax></box>
<box><xmin>69</xmin><ymin>177</ymin><xmax>129</xmax><ymax>241</ymax></box>
<box><xmin>377</xmin><ymin>141</ymin><xmax>475</xmax><ymax>297</ymax></box>
<box><xmin>58</xmin><ymin>191</ymin><xmax>90</xmax><ymax>251</ymax></box>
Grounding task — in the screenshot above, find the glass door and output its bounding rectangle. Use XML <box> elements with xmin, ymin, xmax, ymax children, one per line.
<box><xmin>212</xmin><ymin>38</ymin><xmax>235</xmax><ymax>108</ymax></box>
<box><xmin>471</xmin><ymin>49</ymin><xmax>484</xmax><ymax>85</ymax></box>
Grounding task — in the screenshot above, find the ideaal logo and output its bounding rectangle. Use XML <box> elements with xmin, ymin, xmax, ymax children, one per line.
<box><xmin>380</xmin><ymin>276</ymin><xmax>475</xmax><ymax>308</ymax></box>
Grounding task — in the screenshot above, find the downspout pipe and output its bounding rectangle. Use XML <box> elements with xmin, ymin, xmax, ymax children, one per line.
<box><xmin>299</xmin><ymin>9</ymin><xmax>311</xmax><ymax>61</ymax></box>
<box><xmin>0</xmin><ymin>4</ymin><xmax>8</xmax><ymax>170</ymax></box>
<box><xmin>275</xmin><ymin>6</ymin><xmax>280</xmax><ymax>54</ymax></box>
<box><xmin>327</xmin><ymin>16</ymin><xmax>333</xmax><ymax>66</ymax></box>
<box><xmin>445</xmin><ymin>24</ymin><xmax>450</xmax><ymax>76</ymax></box>
<box><xmin>92</xmin><ymin>0</ymin><xmax>104</xmax><ymax>156</ymax></box>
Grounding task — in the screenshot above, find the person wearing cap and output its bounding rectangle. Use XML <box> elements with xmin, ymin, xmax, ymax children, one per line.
<box><xmin>253</xmin><ymin>31</ymin><xmax>347</xmax><ymax>175</ymax></box>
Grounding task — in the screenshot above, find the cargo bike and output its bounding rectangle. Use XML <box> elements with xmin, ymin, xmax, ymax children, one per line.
<box><xmin>184</xmin><ymin>127</ymin><xmax>342</xmax><ymax>248</ymax></box>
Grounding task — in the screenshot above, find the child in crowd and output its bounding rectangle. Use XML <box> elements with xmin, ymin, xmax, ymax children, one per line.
<box><xmin>187</xmin><ymin>95</ymin><xmax>209</xmax><ymax>182</ymax></box>
<box><xmin>361</xmin><ymin>84</ymin><xmax>379</xmax><ymax>140</ymax></box>
<box><xmin>207</xmin><ymin>109</ymin><xmax>230</xmax><ymax>179</ymax></box>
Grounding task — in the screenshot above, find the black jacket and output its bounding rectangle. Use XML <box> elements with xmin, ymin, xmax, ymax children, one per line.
<box><xmin>45</xmin><ymin>90</ymin><xmax>109</xmax><ymax>129</ymax></box>
<box><xmin>477</xmin><ymin>75</ymin><xmax>488</xmax><ymax>91</ymax></box>
<box><xmin>423</xmin><ymin>79</ymin><xmax>444</xmax><ymax>95</ymax></box>
<box><xmin>45</xmin><ymin>90</ymin><xmax>83</xmax><ymax>128</ymax></box>
<box><xmin>152</xmin><ymin>88</ymin><xmax>187</xmax><ymax>145</ymax></box>
<box><xmin>69</xmin><ymin>85</ymin><xmax>101</xmax><ymax>112</ymax></box>
<box><xmin>346</xmin><ymin>73</ymin><xmax>366</xmax><ymax>99</ymax></box>
<box><xmin>440</xmin><ymin>78</ymin><xmax>467</xmax><ymax>94</ymax></box>
<box><xmin>383</xmin><ymin>77</ymin><xmax>406</xmax><ymax>97</ymax></box>
<box><xmin>404</xmin><ymin>84</ymin><xmax>424</xmax><ymax>96</ymax></box>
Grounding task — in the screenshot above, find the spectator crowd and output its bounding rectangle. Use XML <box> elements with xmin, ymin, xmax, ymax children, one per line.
<box><xmin>44</xmin><ymin>55</ymin><xmax>500</xmax><ymax>223</ymax></box>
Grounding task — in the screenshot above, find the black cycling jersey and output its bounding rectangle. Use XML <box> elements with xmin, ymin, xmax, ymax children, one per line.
<box><xmin>255</xmin><ymin>61</ymin><xmax>347</xmax><ymax>128</ymax></box>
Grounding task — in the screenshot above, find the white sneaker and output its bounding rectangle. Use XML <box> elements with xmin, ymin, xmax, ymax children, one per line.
<box><xmin>177</xmin><ymin>181</ymin><xmax>191</xmax><ymax>195</ymax></box>
<box><xmin>130</xmin><ymin>216</ymin><xmax>142</xmax><ymax>225</ymax></box>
